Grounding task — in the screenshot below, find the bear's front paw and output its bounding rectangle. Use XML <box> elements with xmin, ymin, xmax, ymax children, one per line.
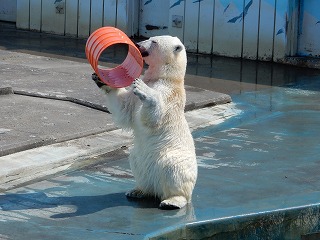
<box><xmin>92</xmin><ymin>73</ymin><xmax>105</xmax><ymax>87</ymax></box>
<box><xmin>92</xmin><ymin>73</ymin><xmax>113</xmax><ymax>93</ymax></box>
<box><xmin>133</xmin><ymin>78</ymin><xmax>150</xmax><ymax>101</ymax></box>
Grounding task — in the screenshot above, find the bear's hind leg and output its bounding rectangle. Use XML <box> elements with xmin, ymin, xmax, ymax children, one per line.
<box><xmin>159</xmin><ymin>196</ymin><xmax>187</xmax><ymax>210</ymax></box>
<box><xmin>125</xmin><ymin>188</ymin><xmax>147</xmax><ymax>199</ymax></box>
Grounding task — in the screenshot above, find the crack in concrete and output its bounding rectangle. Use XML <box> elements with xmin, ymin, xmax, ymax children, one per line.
<box><xmin>13</xmin><ymin>89</ymin><xmax>110</xmax><ymax>113</ymax></box>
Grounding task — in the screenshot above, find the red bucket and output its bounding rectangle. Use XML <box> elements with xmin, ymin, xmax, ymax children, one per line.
<box><xmin>85</xmin><ymin>27</ymin><xmax>143</xmax><ymax>88</ymax></box>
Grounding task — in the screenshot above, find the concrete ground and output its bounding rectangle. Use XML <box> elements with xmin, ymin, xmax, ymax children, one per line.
<box><xmin>0</xmin><ymin>21</ymin><xmax>231</xmax><ymax>189</ymax></box>
<box><xmin>1</xmin><ymin>22</ymin><xmax>320</xmax><ymax>239</ymax></box>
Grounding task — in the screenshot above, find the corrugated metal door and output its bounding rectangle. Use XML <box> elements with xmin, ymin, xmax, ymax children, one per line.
<box><xmin>168</xmin><ymin>0</ymin><xmax>289</xmax><ymax>61</ymax></box>
<box><xmin>16</xmin><ymin>0</ymin><xmax>139</xmax><ymax>38</ymax></box>
<box><xmin>298</xmin><ymin>0</ymin><xmax>320</xmax><ymax>57</ymax></box>
<box><xmin>139</xmin><ymin>0</ymin><xmax>169</xmax><ymax>38</ymax></box>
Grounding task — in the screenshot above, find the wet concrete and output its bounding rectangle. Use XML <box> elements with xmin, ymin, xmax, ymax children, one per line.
<box><xmin>0</xmin><ymin>105</ymin><xmax>237</xmax><ymax>192</ymax></box>
<box><xmin>0</xmin><ymin>78</ymin><xmax>320</xmax><ymax>239</ymax></box>
<box><xmin>186</xmin><ymin>54</ymin><xmax>320</xmax><ymax>95</ymax></box>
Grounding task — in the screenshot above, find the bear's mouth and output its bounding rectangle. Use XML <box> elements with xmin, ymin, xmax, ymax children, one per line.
<box><xmin>135</xmin><ymin>43</ymin><xmax>149</xmax><ymax>57</ymax></box>
<box><xmin>140</xmin><ymin>51</ymin><xmax>149</xmax><ymax>57</ymax></box>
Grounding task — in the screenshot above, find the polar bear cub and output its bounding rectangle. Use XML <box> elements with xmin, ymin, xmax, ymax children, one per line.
<box><xmin>92</xmin><ymin>35</ymin><xmax>197</xmax><ymax>209</ymax></box>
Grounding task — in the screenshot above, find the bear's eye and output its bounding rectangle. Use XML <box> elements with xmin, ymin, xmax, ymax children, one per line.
<box><xmin>174</xmin><ymin>45</ymin><xmax>183</xmax><ymax>52</ymax></box>
<box><xmin>152</xmin><ymin>40</ymin><xmax>157</xmax><ymax>44</ymax></box>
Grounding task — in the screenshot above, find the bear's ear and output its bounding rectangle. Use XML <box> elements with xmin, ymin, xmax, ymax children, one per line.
<box><xmin>174</xmin><ymin>45</ymin><xmax>183</xmax><ymax>53</ymax></box>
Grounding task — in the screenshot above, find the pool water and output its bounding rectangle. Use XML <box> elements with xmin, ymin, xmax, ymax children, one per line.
<box><xmin>195</xmin><ymin>77</ymin><xmax>320</xmax><ymax>170</ymax></box>
<box><xmin>192</xmin><ymin>76</ymin><xmax>320</xmax><ymax>214</ymax></box>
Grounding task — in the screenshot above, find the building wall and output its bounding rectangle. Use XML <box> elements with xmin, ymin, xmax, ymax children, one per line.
<box><xmin>0</xmin><ymin>0</ymin><xmax>17</xmax><ymax>22</ymax></box>
<box><xmin>297</xmin><ymin>0</ymin><xmax>320</xmax><ymax>57</ymax></box>
<box><xmin>16</xmin><ymin>0</ymin><xmax>139</xmax><ymax>38</ymax></box>
<box><xmin>168</xmin><ymin>0</ymin><xmax>300</xmax><ymax>63</ymax></box>
<box><xmin>14</xmin><ymin>0</ymin><xmax>320</xmax><ymax>62</ymax></box>
<box><xmin>139</xmin><ymin>0</ymin><xmax>169</xmax><ymax>37</ymax></box>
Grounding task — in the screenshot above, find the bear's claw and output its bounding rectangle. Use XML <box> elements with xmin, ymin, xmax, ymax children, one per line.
<box><xmin>91</xmin><ymin>73</ymin><xmax>105</xmax><ymax>88</ymax></box>
<box><xmin>92</xmin><ymin>73</ymin><xmax>113</xmax><ymax>93</ymax></box>
<box><xmin>133</xmin><ymin>78</ymin><xmax>157</xmax><ymax>105</ymax></box>
<box><xmin>133</xmin><ymin>78</ymin><xmax>148</xmax><ymax>100</ymax></box>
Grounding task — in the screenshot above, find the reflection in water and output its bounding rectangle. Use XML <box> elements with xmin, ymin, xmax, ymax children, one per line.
<box><xmin>186</xmin><ymin>54</ymin><xmax>320</xmax><ymax>94</ymax></box>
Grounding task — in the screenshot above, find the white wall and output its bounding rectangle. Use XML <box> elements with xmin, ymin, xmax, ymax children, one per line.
<box><xmin>0</xmin><ymin>0</ymin><xmax>17</xmax><ymax>22</ymax></box>
<box><xmin>298</xmin><ymin>0</ymin><xmax>320</xmax><ymax>57</ymax></box>
<box><xmin>14</xmin><ymin>0</ymin><xmax>320</xmax><ymax>62</ymax></box>
<box><xmin>16</xmin><ymin>0</ymin><xmax>139</xmax><ymax>38</ymax></box>
<box><xmin>168</xmin><ymin>0</ymin><xmax>299</xmax><ymax>62</ymax></box>
<box><xmin>139</xmin><ymin>0</ymin><xmax>169</xmax><ymax>37</ymax></box>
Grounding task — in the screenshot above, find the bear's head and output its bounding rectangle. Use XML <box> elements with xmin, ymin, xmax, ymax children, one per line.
<box><xmin>136</xmin><ymin>36</ymin><xmax>187</xmax><ymax>72</ymax></box>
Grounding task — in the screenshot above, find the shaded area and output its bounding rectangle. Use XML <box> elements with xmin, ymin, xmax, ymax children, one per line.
<box><xmin>186</xmin><ymin>55</ymin><xmax>320</xmax><ymax>94</ymax></box>
<box><xmin>0</xmin><ymin>22</ymin><xmax>127</xmax><ymax>67</ymax></box>
<box><xmin>2</xmin><ymin>22</ymin><xmax>320</xmax><ymax>95</ymax></box>
<box><xmin>0</xmin><ymin>164</ymin><xmax>195</xmax><ymax>239</ymax></box>
<box><xmin>0</xmin><ymin>192</ymin><xmax>160</xmax><ymax>219</ymax></box>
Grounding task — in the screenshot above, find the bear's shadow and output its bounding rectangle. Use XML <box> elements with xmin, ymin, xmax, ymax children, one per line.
<box><xmin>0</xmin><ymin>191</ymin><xmax>161</xmax><ymax>219</ymax></box>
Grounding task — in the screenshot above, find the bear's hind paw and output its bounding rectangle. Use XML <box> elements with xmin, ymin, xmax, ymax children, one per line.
<box><xmin>125</xmin><ymin>189</ymin><xmax>146</xmax><ymax>199</ymax></box>
<box><xmin>159</xmin><ymin>196</ymin><xmax>187</xmax><ymax>210</ymax></box>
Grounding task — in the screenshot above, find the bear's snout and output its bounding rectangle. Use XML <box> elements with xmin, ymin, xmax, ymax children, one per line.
<box><xmin>135</xmin><ymin>42</ymin><xmax>149</xmax><ymax>57</ymax></box>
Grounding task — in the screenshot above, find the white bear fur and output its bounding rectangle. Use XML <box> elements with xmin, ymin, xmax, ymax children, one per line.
<box><xmin>99</xmin><ymin>36</ymin><xmax>197</xmax><ymax>209</ymax></box>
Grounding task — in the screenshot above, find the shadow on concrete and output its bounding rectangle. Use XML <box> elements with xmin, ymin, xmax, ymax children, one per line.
<box><xmin>0</xmin><ymin>22</ymin><xmax>128</xmax><ymax>67</ymax></box>
<box><xmin>0</xmin><ymin>191</ymin><xmax>160</xmax><ymax>219</ymax></box>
